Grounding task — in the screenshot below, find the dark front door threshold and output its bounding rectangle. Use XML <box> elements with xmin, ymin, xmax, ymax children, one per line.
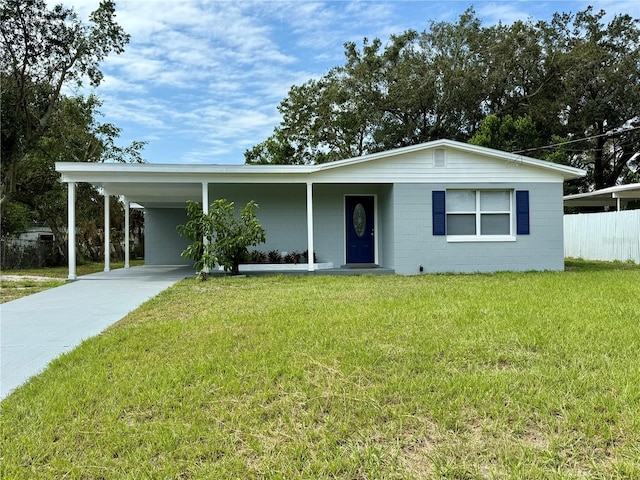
<box><xmin>341</xmin><ymin>263</ymin><xmax>379</xmax><ymax>269</ymax></box>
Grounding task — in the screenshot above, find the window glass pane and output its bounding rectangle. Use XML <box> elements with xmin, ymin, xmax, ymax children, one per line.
<box><xmin>447</xmin><ymin>214</ymin><xmax>476</xmax><ymax>235</ymax></box>
<box><xmin>480</xmin><ymin>191</ymin><xmax>510</xmax><ymax>211</ymax></box>
<box><xmin>481</xmin><ymin>214</ymin><xmax>510</xmax><ymax>234</ymax></box>
<box><xmin>446</xmin><ymin>190</ymin><xmax>475</xmax><ymax>212</ymax></box>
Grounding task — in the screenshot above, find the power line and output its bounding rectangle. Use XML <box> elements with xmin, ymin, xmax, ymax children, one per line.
<box><xmin>511</xmin><ymin>125</ymin><xmax>640</xmax><ymax>154</ymax></box>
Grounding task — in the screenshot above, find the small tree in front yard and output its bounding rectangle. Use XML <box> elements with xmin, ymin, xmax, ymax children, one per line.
<box><xmin>177</xmin><ymin>199</ymin><xmax>266</xmax><ymax>276</ymax></box>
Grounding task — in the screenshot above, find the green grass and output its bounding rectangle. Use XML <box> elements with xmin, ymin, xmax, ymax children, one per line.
<box><xmin>564</xmin><ymin>257</ymin><xmax>640</xmax><ymax>272</ymax></box>
<box><xmin>0</xmin><ymin>260</ymin><xmax>144</xmax><ymax>303</ymax></box>
<box><xmin>2</xmin><ymin>261</ymin><xmax>640</xmax><ymax>478</ymax></box>
<box><xmin>1</xmin><ymin>259</ymin><xmax>145</xmax><ymax>278</ymax></box>
<box><xmin>0</xmin><ymin>278</ymin><xmax>68</xmax><ymax>303</ymax></box>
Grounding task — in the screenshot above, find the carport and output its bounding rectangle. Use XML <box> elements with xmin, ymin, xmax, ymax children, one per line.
<box><xmin>55</xmin><ymin>163</ymin><xmax>321</xmax><ymax>280</ymax></box>
<box><xmin>563</xmin><ymin>183</ymin><xmax>640</xmax><ymax>210</ymax></box>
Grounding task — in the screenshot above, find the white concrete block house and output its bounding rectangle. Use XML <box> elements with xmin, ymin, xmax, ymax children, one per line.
<box><xmin>55</xmin><ymin>139</ymin><xmax>585</xmax><ymax>278</ymax></box>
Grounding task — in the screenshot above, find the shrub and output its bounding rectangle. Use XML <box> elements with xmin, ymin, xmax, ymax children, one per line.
<box><xmin>267</xmin><ymin>250</ymin><xmax>282</xmax><ymax>263</ymax></box>
<box><xmin>302</xmin><ymin>250</ymin><xmax>317</xmax><ymax>263</ymax></box>
<box><xmin>177</xmin><ymin>199</ymin><xmax>266</xmax><ymax>276</ymax></box>
<box><xmin>283</xmin><ymin>252</ymin><xmax>299</xmax><ymax>264</ymax></box>
<box><xmin>247</xmin><ymin>250</ymin><xmax>267</xmax><ymax>264</ymax></box>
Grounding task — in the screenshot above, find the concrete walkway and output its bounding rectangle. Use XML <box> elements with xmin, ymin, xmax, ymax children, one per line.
<box><xmin>1</xmin><ymin>265</ymin><xmax>193</xmax><ymax>400</ymax></box>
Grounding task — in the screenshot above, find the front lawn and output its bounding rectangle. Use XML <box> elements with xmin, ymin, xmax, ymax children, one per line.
<box><xmin>0</xmin><ymin>260</ymin><xmax>144</xmax><ymax>303</ymax></box>
<box><xmin>2</xmin><ymin>262</ymin><xmax>639</xmax><ymax>478</ymax></box>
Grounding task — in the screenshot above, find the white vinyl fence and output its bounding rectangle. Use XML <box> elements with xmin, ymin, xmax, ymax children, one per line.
<box><xmin>564</xmin><ymin>210</ymin><xmax>640</xmax><ymax>263</ymax></box>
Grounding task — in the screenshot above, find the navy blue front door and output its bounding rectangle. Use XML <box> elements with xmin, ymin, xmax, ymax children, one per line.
<box><xmin>346</xmin><ymin>196</ymin><xmax>375</xmax><ymax>264</ymax></box>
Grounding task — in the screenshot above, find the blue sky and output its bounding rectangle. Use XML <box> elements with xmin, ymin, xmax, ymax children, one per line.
<box><xmin>62</xmin><ymin>0</ymin><xmax>639</xmax><ymax>165</ymax></box>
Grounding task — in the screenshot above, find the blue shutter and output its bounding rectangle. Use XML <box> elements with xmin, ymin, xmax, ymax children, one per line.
<box><xmin>516</xmin><ymin>190</ymin><xmax>530</xmax><ymax>235</ymax></box>
<box><xmin>433</xmin><ymin>191</ymin><xmax>446</xmax><ymax>236</ymax></box>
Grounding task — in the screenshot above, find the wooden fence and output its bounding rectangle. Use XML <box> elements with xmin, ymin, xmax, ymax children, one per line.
<box><xmin>564</xmin><ymin>210</ymin><xmax>640</xmax><ymax>263</ymax></box>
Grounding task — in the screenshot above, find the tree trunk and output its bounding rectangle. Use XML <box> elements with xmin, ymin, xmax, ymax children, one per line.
<box><xmin>593</xmin><ymin>134</ymin><xmax>606</xmax><ymax>190</ymax></box>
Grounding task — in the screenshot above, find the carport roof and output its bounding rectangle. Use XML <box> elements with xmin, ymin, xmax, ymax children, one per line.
<box><xmin>563</xmin><ymin>183</ymin><xmax>640</xmax><ymax>208</ymax></box>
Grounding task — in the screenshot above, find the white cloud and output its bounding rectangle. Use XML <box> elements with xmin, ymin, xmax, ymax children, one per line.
<box><xmin>475</xmin><ymin>2</ymin><xmax>534</xmax><ymax>25</ymax></box>
<box><xmin>99</xmin><ymin>96</ymin><xmax>169</xmax><ymax>130</ymax></box>
<box><xmin>98</xmin><ymin>74</ymin><xmax>146</xmax><ymax>93</ymax></box>
<box><xmin>54</xmin><ymin>0</ymin><xmax>637</xmax><ymax>165</ymax></box>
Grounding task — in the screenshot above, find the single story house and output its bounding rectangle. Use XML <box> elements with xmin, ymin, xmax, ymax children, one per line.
<box><xmin>55</xmin><ymin>139</ymin><xmax>585</xmax><ymax>278</ymax></box>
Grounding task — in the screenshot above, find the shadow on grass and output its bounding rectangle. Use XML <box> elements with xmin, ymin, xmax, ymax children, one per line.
<box><xmin>565</xmin><ymin>258</ymin><xmax>640</xmax><ymax>272</ymax></box>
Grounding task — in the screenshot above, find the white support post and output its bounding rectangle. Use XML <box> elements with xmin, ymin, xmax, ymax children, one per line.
<box><xmin>202</xmin><ymin>182</ymin><xmax>210</xmax><ymax>273</ymax></box>
<box><xmin>202</xmin><ymin>182</ymin><xmax>209</xmax><ymax>214</ymax></box>
<box><xmin>104</xmin><ymin>193</ymin><xmax>110</xmax><ymax>272</ymax></box>
<box><xmin>67</xmin><ymin>182</ymin><xmax>77</xmax><ymax>280</ymax></box>
<box><xmin>124</xmin><ymin>198</ymin><xmax>130</xmax><ymax>269</ymax></box>
<box><xmin>306</xmin><ymin>182</ymin><xmax>314</xmax><ymax>272</ymax></box>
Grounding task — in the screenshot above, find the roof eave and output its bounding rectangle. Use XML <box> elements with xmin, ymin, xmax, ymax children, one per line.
<box><xmin>314</xmin><ymin>139</ymin><xmax>586</xmax><ymax>179</ymax></box>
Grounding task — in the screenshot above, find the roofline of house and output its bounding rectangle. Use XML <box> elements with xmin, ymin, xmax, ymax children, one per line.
<box><xmin>56</xmin><ymin>139</ymin><xmax>586</xmax><ymax>181</ymax></box>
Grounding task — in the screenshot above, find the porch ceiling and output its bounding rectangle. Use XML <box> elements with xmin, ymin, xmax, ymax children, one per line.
<box><xmin>101</xmin><ymin>181</ymin><xmax>203</xmax><ymax>207</ymax></box>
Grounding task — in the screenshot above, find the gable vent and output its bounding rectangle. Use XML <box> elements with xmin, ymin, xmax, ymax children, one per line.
<box><xmin>434</xmin><ymin>148</ymin><xmax>446</xmax><ymax>167</ymax></box>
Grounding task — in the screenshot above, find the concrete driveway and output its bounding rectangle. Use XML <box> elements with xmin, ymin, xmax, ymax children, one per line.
<box><xmin>0</xmin><ymin>265</ymin><xmax>192</xmax><ymax>400</ymax></box>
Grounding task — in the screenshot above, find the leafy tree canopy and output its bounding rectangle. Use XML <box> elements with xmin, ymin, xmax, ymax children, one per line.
<box><xmin>246</xmin><ymin>7</ymin><xmax>640</xmax><ymax>191</ymax></box>
<box><xmin>1</xmin><ymin>0</ymin><xmax>145</xmax><ymax>263</ymax></box>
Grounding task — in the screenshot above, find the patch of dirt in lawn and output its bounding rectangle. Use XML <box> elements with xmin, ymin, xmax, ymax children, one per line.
<box><xmin>398</xmin><ymin>435</ymin><xmax>437</xmax><ymax>477</ymax></box>
<box><xmin>0</xmin><ymin>275</ymin><xmax>60</xmax><ymax>282</ymax></box>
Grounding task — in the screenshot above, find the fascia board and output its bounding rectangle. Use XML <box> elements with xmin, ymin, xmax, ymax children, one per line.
<box><xmin>563</xmin><ymin>191</ymin><xmax>607</xmax><ymax>201</ymax></box>
<box><xmin>62</xmin><ymin>173</ymin><xmax>315</xmax><ymax>185</ymax></box>
<box><xmin>55</xmin><ymin>162</ymin><xmax>316</xmax><ymax>174</ymax></box>
<box><xmin>613</xmin><ymin>191</ymin><xmax>640</xmax><ymax>198</ymax></box>
<box><xmin>55</xmin><ymin>162</ymin><xmax>315</xmax><ymax>184</ymax></box>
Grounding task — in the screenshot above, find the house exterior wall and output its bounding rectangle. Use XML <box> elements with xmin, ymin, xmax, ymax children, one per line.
<box><xmin>145</xmin><ymin>186</ymin><xmax>311</xmax><ymax>265</ymax></box>
<box><xmin>144</xmin><ymin>208</ymin><xmax>191</xmax><ymax>265</ymax></box>
<box><xmin>378</xmin><ymin>184</ymin><xmax>395</xmax><ymax>268</ymax></box>
<box><xmin>146</xmin><ymin>183</ymin><xmax>392</xmax><ymax>267</ymax></box>
<box><xmin>145</xmin><ymin>181</ymin><xmax>564</xmax><ymax>273</ymax></box>
<box><xmin>207</xmin><ymin>183</ymin><xmax>308</xmax><ymax>256</ymax></box>
<box><xmin>390</xmin><ymin>182</ymin><xmax>565</xmax><ymax>274</ymax></box>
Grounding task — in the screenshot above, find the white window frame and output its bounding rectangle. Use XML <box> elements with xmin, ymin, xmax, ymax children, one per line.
<box><xmin>446</xmin><ymin>190</ymin><xmax>516</xmax><ymax>243</ymax></box>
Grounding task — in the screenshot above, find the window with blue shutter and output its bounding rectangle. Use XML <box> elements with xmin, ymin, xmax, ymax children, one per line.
<box><xmin>432</xmin><ymin>191</ymin><xmax>446</xmax><ymax>235</ymax></box>
<box><xmin>516</xmin><ymin>190</ymin><xmax>530</xmax><ymax>235</ymax></box>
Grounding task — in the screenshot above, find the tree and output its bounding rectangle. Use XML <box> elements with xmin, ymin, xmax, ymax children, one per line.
<box><xmin>1</xmin><ymin>0</ymin><xmax>130</xmax><ymax>205</ymax></box>
<box><xmin>3</xmin><ymin>93</ymin><xmax>144</xmax><ymax>261</ymax></box>
<box><xmin>244</xmin><ymin>9</ymin><xmax>489</xmax><ymax>165</ymax></box>
<box><xmin>244</xmin><ymin>129</ymin><xmax>297</xmax><ymax>165</ymax></box>
<box><xmin>248</xmin><ymin>39</ymin><xmax>387</xmax><ymax>166</ymax></box>
<box><xmin>553</xmin><ymin>8</ymin><xmax>640</xmax><ymax>190</ymax></box>
<box><xmin>469</xmin><ymin>114</ymin><xmax>543</xmax><ymax>153</ymax></box>
<box><xmin>177</xmin><ymin>200</ymin><xmax>266</xmax><ymax>276</ymax></box>
<box><xmin>1</xmin><ymin>0</ymin><xmax>145</xmax><ymax>264</ymax></box>
<box><xmin>246</xmin><ymin>8</ymin><xmax>640</xmax><ymax>192</ymax></box>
